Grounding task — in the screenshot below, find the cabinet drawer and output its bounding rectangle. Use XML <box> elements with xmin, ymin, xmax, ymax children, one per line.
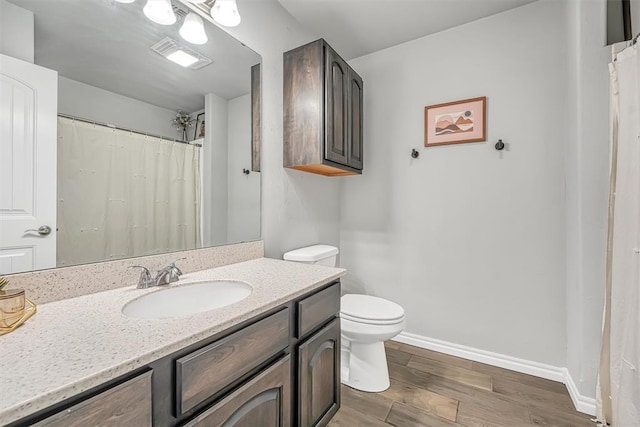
<box><xmin>176</xmin><ymin>308</ymin><xmax>290</xmax><ymax>415</ymax></box>
<box><xmin>297</xmin><ymin>283</ymin><xmax>340</xmax><ymax>338</ymax></box>
<box><xmin>184</xmin><ymin>356</ymin><xmax>291</xmax><ymax>427</ymax></box>
<box><xmin>35</xmin><ymin>371</ymin><xmax>152</xmax><ymax>427</ymax></box>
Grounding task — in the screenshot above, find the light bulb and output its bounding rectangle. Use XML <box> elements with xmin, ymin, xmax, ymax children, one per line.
<box><xmin>143</xmin><ymin>0</ymin><xmax>176</xmax><ymax>25</ymax></box>
<box><xmin>179</xmin><ymin>12</ymin><xmax>208</xmax><ymax>45</ymax></box>
<box><xmin>211</xmin><ymin>0</ymin><xmax>241</xmax><ymax>27</ymax></box>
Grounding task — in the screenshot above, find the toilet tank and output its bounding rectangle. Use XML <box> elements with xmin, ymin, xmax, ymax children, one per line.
<box><xmin>283</xmin><ymin>245</ymin><xmax>339</xmax><ymax>267</ymax></box>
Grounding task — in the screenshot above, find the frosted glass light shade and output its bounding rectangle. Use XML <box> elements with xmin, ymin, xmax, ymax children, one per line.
<box><xmin>115</xmin><ymin>0</ymin><xmax>136</xmax><ymax>3</ymax></box>
<box><xmin>211</xmin><ymin>0</ymin><xmax>241</xmax><ymax>27</ymax></box>
<box><xmin>143</xmin><ymin>0</ymin><xmax>176</xmax><ymax>25</ymax></box>
<box><xmin>179</xmin><ymin>12</ymin><xmax>208</xmax><ymax>45</ymax></box>
<box><xmin>188</xmin><ymin>0</ymin><xmax>207</xmax><ymax>3</ymax></box>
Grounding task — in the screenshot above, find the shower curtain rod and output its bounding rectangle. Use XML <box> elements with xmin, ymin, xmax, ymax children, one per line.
<box><xmin>57</xmin><ymin>113</ymin><xmax>202</xmax><ymax>147</ymax></box>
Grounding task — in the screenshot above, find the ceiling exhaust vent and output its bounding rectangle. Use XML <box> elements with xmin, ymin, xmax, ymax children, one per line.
<box><xmin>150</xmin><ymin>37</ymin><xmax>213</xmax><ymax>70</ymax></box>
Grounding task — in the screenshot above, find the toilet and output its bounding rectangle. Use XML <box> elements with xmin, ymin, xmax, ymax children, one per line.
<box><xmin>283</xmin><ymin>245</ymin><xmax>405</xmax><ymax>393</ymax></box>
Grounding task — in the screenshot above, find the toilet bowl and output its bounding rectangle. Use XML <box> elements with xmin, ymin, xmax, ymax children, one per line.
<box><xmin>340</xmin><ymin>294</ymin><xmax>405</xmax><ymax>392</ymax></box>
<box><xmin>283</xmin><ymin>244</ymin><xmax>405</xmax><ymax>393</ymax></box>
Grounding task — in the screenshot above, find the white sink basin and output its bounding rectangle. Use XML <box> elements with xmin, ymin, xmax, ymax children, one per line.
<box><xmin>122</xmin><ymin>280</ymin><xmax>252</xmax><ymax>319</ymax></box>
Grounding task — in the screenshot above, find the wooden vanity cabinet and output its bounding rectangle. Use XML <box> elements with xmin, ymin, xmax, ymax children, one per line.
<box><xmin>184</xmin><ymin>356</ymin><xmax>291</xmax><ymax>427</ymax></box>
<box><xmin>298</xmin><ymin>319</ymin><xmax>341</xmax><ymax>427</ymax></box>
<box><xmin>284</xmin><ymin>39</ymin><xmax>364</xmax><ymax>176</ymax></box>
<box><xmin>33</xmin><ymin>371</ymin><xmax>153</xmax><ymax>427</ymax></box>
<box><xmin>9</xmin><ymin>282</ymin><xmax>341</xmax><ymax>427</ymax></box>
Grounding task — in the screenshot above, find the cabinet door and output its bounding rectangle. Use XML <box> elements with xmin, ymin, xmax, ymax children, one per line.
<box><xmin>184</xmin><ymin>356</ymin><xmax>291</xmax><ymax>427</ymax></box>
<box><xmin>298</xmin><ymin>318</ymin><xmax>341</xmax><ymax>427</ymax></box>
<box><xmin>35</xmin><ymin>371</ymin><xmax>152</xmax><ymax>427</ymax></box>
<box><xmin>347</xmin><ymin>69</ymin><xmax>364</xmax><ymax>170</ymax></box>
<box><xmin>324</xmin><ymin>47</ymin><xmax>349</xmax><ymax>166</ymax></box>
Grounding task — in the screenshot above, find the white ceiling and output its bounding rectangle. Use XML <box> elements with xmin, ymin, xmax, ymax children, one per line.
<box><xmin>277</xmin><ymin>0</ymin><xmax>537</xmax><ymax>60</ymax></box>
<box><xmin>9</xmin><ymin>0</ymin><xmax>260</xmax><ymax>112</ymax></box>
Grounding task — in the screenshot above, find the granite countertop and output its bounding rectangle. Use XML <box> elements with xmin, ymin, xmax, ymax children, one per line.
<box><xmin>0</xmin><ymin>258</ymin><xmax>345</xmax><ymax>425</ymax></box>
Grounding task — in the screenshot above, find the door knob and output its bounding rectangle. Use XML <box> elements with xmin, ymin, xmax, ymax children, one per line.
<box><xmin>25</xmin><ymin>225</ymin><xmax>52</xmax><ymax>236</ymax></box>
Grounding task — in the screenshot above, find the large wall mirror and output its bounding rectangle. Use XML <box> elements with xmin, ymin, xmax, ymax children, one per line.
<box><xmin>0</xmin><ymin>0</ymin><xmax>261</xmax><ymax>274</ymax></box>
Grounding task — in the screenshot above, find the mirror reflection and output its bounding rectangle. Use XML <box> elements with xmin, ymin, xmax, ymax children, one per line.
<box><xmin>0</xmin><ymin>0</ymin><xmax>261</xmax><ymax>274</ymax></box>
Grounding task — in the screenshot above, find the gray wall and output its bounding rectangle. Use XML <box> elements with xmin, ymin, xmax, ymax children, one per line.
<box><xmin>202</xmin><ymin>92</ymin><xmax>229</xmax><ymax>246</ymax></box>
<box><xmin>58</xmin><ymin>77</ymin><xmax>181</xmax><ymax>140</ymax></box>
<box><xmin>0</xmin><ymin>0</ymin><xmax>33</xmax><ymax>63</ymax></box>
<box><xmin>341</xmin><ymin>1</ymin><xmax>570</xmax><ymax>368</ymax></box>
<box><xmin>203</xmin><ymin>0</ymin><xmax>341</xmax><ymax>259</ymax></box>
<box><xmin>565</xmin><ymin>0</ymin><xmax>610</xmax><ymax>399</ymax></box>
<box><xmin>227</xmin><ymin>94</ymin><xmax>261</xmax><ymax>243</ymax></box>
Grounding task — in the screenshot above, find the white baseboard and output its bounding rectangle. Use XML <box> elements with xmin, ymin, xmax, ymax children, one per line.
<box><xmin>561</xmin><ymin>367</ymin><xmax>597</xmax><ymax>416</ymax></box>
<box><xmin>393</xmin><ymin>332</ymin><xmax>596</xmax><ymax>416</ymax></box>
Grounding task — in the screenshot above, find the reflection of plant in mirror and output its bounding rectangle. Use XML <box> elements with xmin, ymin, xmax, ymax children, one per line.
<box><xmin>173</xmin><ymin>111</ymin><xmax>195</xmax><ymax>140</ymax></box>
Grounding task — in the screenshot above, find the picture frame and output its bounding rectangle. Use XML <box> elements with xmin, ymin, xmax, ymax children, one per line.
<box><xmin>194</xmin><ymin>113</ymin><xmax>205</xmax><ymax>140</ymax></box>
<box><xmin>424</xmin><ymin>96</ymin><xmax>486</xmax><ymax>147</ymax></box>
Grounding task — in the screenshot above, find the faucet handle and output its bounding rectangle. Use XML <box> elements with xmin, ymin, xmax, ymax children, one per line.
<box><xmin>169</xmin><ymin>258</ymin><xmax>186</xmax><ymax>276</ymax></box>
<box><xmin>129</xmin><ymin>266</ymin><xmax>154</xmax><ymax>289</ymax></box>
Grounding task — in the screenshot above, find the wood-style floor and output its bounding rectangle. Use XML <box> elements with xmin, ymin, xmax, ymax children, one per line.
<box><xmin>328</xmin><ymin>341</ymin><xmax>595</xmax><ymax>427</ymax></box>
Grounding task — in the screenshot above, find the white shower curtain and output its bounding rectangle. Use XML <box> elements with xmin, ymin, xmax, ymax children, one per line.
<box><xmin>57</xmin><ymin>117</ymin><xmax>201</xmax><ymax>266</ymax></box>
<box><xmin>597</xmin><ymin>44</ymin><xmax>640</xmax><ymax>426</ymax></box>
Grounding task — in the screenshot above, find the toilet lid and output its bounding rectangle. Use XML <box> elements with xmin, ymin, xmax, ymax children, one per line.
<box><xmin>340</xmin><ymin>294</ymin><xmax>405</xmax><ymax>323</ymax></box>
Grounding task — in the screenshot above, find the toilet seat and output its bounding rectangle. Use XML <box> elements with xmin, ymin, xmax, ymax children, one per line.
<box><xmin>340</xmin><ymin>294</ymin><xmax>405</xmax><ymax>325</ymax></box>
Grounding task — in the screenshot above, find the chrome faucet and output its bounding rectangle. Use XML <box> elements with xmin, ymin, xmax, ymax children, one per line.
<box><xmin>155</xmin><ymin>262</ymin><xmax>183</xmax><ymax>286</ymax></box>
<box><xmin>130</xmin><ymin>259</ymin><xmax>184</xmax><ymax>289</ymax></box>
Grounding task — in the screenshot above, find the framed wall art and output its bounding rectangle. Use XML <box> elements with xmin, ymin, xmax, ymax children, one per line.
<box><xmin>194</xmin><ymin>113</ymin><xmax>206</xmax><ymax>140</ymax></box>
<box><xmin>424</xmin><ymin>96</ymin><xmax>486</xmax><ymax>147</ymax></box>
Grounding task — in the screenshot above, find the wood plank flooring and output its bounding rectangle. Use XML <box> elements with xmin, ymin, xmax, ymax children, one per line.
<box><xmin>328</xmin><ymin>341</ymin><xmax>595</xmax><ymax>427</ymax></box>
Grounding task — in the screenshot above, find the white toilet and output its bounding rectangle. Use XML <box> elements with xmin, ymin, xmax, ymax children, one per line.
<box><xmin>283</xmin><ymin>245</ymin><xmax>405</xmax><ymax>393</ymax></box>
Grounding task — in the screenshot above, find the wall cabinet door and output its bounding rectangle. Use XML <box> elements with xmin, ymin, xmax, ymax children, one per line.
<box><xmin>347</xmin><ymin>69</ymin><xmax>364</xmax><ymax>170</ymax></box>
<box><xmin>298</xmin><ymin>318</ymin><xmax>340</xmax><ymax>427</ymax></box>
<box><xmin>324</xmin><ymin>47</ymin><xmax>349</xmax><ymax>167</ymax></box>
<box><xmin>184</xmin><ymin>356</ymin><xmax>291</xmax><ymax>427</ymax></box>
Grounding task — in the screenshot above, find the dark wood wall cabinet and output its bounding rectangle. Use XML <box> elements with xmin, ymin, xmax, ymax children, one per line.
<box><xmin>10</xmin><ymin>282</ymin><xmax>341</xmax><ymax>427</ymax></box>
<box><xmin>284</xmin><ymin>39</ymin><xmax>364</xmax><ymax>176</ymax></box>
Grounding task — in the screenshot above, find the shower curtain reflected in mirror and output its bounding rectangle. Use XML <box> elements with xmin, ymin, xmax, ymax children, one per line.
<box><xmin>56</xmin><ymin>117</ymin><xmax>201</xmax><ymax>267</ymax></box>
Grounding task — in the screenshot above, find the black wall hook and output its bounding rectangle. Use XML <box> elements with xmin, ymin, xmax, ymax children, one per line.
<box><xmin>411</xmin><ymin>149</ymin><xmax>420</xmax><ymax>159</ymax></box>
<box><xmin>495</xmin><ymin>139</ymin><xmax>505</xmax><ymax>151</ymax></box>
<box><xmin>242</xmin><ymin>168</ymin><xmax>250</xmax><ymax>175</ymax></box>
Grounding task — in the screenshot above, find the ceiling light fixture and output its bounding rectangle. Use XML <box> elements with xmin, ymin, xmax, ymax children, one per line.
<box><xmin>166</xmin><ymin>50</ymin><xmax>199</xmax><ymax>67</ymax></box>
<box><xmin>115</xmin><ymin>0</ymin><xmax>136</xmax><ymax>3</ymax></box>
<box><xmin>179</xmin><ymin>12</ymin><xmax>208</xmax><ymax>45</ymax></box>
<box><xmin>211</xmin><ymin>0</ymin><xmax>241</xmax><ymax>27</ymax></box>
<box><xmin>188</xmin><ymin>0</ymin><xmax>207</xmax><ymax>3</ymax></box>
<box><xmin>143</xmin><ymin>0</ymin><xmax>177</xmax><ymax>25</ymax></box>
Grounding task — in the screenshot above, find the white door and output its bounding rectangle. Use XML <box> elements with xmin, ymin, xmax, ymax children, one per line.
<box><xmin>0</xmin><ymin>54</ymin><xmax>57</xmax><ymax>274</ymax></box>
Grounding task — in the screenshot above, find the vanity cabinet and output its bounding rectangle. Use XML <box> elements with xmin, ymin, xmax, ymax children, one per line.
<box><xmin>10</xmin><ymin>282</ymin><xmax>341</xmax><ymax>427</ymax></box>
<box><xmin>284</xmin><ymin>39</ymin><xmax>364</xmax><ymax>176</ymax></box>
<box><xmin>184</xmin><ymin>356</ymin><xmax>291</xmax><ymax>427</ymax></box>
<box><xmin>175</xmin><ymin>308</ymin><xmax>290</xmax><ymax>415</ymax></box>
<box><xmin>298</xmin><ymin>319</ymin><xmax>341</xmax><ymax>427</ymax></box>
<box><xmin>33</xmin><ymin>371</ymin><xmax>152</xmax><ymax>427</ymax></box>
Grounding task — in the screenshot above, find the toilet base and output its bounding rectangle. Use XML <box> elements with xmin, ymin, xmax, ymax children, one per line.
<box><xmin>341</xmin><ymin>340</ymin><xmax>390</xmax><ymax>392</ymax></box>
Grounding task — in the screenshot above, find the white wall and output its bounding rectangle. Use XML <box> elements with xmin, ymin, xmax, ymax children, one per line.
<box><xmin>340</xmin><ymin>1</ymin><xmax>571</xmax><ymax>367</ymax></box>
<box><xmin>227</xmin><ymin>94</ymin><xmax>260</xmax><ymax>243</ymax></box>
<box><xmin>202</xmin><ymin>92</ymin><xmax>229</xmax><ymax>246</ymax></box>
<box><xmin>566</xmin><ymin>0</ymin><xmax>610</xmax><ymax>399</ymax></box>
<box><xmin>187</xmin><ymin>0</ymin><xmax>341</xmax><ymax>259</ymax></box>
<box><xmin>58</xmin><ymin>77</ymin><xmax>181</xmax><ymax>140</ymax></box>
<box><xmin>0</xmin><ymin>0</ymin><xmax>34</xmax><ymax>63</ymax></box>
